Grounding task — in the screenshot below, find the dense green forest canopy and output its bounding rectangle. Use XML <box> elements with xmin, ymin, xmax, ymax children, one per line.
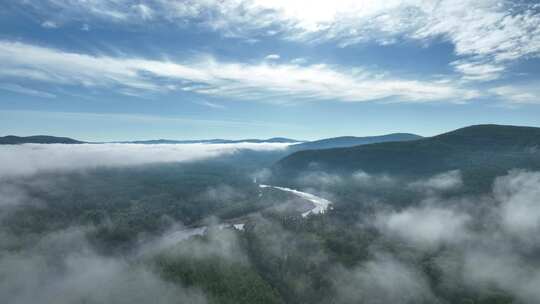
<box><xmin>2</xmin><ymin>125</ymin><xmax>540</xmax><ymax>304</ymax></box>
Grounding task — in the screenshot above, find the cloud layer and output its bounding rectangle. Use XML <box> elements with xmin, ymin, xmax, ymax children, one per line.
<box><xmin>0</xmin><ymin>142</ymin><xmax>289</xmax><ymax>178</ymax></box>
<box><xmin>0</xmin><ymin>40</ymin><xmax>478</xmax><ymax>103</ymax></box>
<box><xmin>17</xmin><ymin>0</ymin><xmax>540</xmax><ymax>83</ymax></box>
<box><xmin>0</xmin><ymin>227</ymin><xmax>208</xmax><ymax>304</ymax></box>
<box><xmin>368</xmin><ymin>170</ymin><xmax>540</xmax><ymax>303</ymax></box>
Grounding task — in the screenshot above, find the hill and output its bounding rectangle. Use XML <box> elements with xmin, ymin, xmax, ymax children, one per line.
<box><xmin>288</xmin><ymin>133</ymin><xmax>421</xmax><ymax>152</ymax></box>
<box><xmin>275</xmin><ymin>125</ymin><xmax>540</xmax><ymax>183</ymax></box>
<box><xmin>119</xmin><ymin>137</ymin><xmax>300</xmax><ymax>144</ymax></box>
<box><xmin>0</xmin><ymin>135</ymin><xmax>83</xmax><ymax>144</ymax></box>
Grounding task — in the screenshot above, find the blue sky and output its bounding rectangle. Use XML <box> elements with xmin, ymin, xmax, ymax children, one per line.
<box><xmin>1</xmin><ymin>0</ymin><xmax>540</xmax><ymax>141</ymax></box>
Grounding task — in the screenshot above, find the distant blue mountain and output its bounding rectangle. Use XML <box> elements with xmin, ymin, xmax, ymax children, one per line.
<box><xmin>0</xmin><ymin>135</ymin><xmax>83</xmax><ymax>144</ymax></box>
<box><xmin>0</xmin><ymin>135</ymin><xmax>302</xmax><ymax>145</ymax></box>
<box><xmin>118</xmin><ymin>137</ymin><xmax>301</xmax><ymax>144</ymax></box>
<box><xmin>288</xmin><ymin>133</ymin><xmax>422</xmax><ymax>152</ymax></box>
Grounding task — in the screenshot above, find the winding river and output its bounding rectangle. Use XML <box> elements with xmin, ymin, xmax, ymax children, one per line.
<box><xmin>139</xmin><ymin>185</ymin><xmax>333</xmax><ymax>254</ymax></box>
<box><xmin>259</xmin><ymin>184</ymin><xmax>333</xmax><ymax>217</ymax></box>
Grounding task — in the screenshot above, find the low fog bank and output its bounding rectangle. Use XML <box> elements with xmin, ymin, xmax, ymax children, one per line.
<box><xmin>0</xmin><ymin>150</ymin><xmax>289</xmax><ymax>303</ymax></box>
<box><xmin>0</xmin><ymin>142</ymin><xmax>290</xmax><ymax>178</ymax></box>
<box><xmin>252</xmin><ymin>167</ymin><xmax>540</xmax><ymax>303</ymax></box>
<box><xmin>330</xmin><ymin>170</ymin><xmax>540</xmax><ymax>303</ymax></box>
<box><xmin>2</xmin><ymin>141</ymin><xmax>540</xmax><ymax>303</ymax></box>
<box><xmin>0</xmin><ymin>210</ymin><xmax>262</xmax><ymax>304</ymax></box>
<box><xmin>0</xmin><ymin>226</ymin><xmax>209</xmax><ymax>304</ymax></box>
<box><xmin>293</xmin><ymin>168</ymin><xmax>463</xmax><ymax>193</ymax></box>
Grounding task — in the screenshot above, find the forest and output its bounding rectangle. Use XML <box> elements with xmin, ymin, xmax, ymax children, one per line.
<box><xmin>2</xmin><ymin>127</ymin><xmax>540</xmax><ymax>303</ymax></box>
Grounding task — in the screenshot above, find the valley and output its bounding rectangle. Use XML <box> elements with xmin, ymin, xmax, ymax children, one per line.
<box><xmin>2</xmin><ymin>125</ymin><xmax>540</xmax><ymax>304</ymax></box>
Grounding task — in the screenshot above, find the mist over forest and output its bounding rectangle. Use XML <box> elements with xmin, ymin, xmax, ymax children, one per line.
<box><xmin>2</xmin><ymin>0</ymin><xmax>540</xmax><ymax>302</ymax></box>
<box><xmin>1</xmin><ymin>125</ymin><xmax>540</xmax><ymax>304</ymax></box>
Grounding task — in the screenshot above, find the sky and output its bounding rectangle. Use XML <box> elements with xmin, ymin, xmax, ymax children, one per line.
<box><xmin>0</xmin><ymin>0</ymin><xmax>539</xmax><ymax>141</ymax></box>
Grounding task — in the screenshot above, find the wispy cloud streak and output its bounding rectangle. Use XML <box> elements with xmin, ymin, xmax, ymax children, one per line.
<box><xmin>0</xmin><ymin>40</ymin><xmax>478</xmax><ymax>103</ymax></box>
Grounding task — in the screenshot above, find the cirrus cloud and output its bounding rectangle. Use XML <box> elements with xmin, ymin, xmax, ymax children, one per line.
<box><xmin>18</xmin><ymin>0</ymin><xmax>540</xmax><ymax>82</ymax></box>
<box><xmin>0</xmin><ymin>40</ymin><xmax>479</xmax><ymax>103</ymax></box>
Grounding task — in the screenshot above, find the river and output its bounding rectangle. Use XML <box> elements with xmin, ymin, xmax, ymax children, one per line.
<box><xmin>259</xmin><ymin>184</ymin><xmax>333</xmax><ymax>217</ymax></box>
<box><xmin>139</xmin><ymin>185</ymin><xmax>333</xmax><ymax>255</ymax></box>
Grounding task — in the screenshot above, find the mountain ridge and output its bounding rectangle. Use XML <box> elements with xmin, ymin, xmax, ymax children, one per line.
<box><xmin>274</xmin><ymin>124</ymin><xmax>540</xmax><ymax>180</ymax></box>
<box><xmin>0</xmin><ymin>135</ymin><xmax>83</xmax><ymax>144</ymax></box>
<box><xmin>0</xmin><ymin>136</ymin><xmax>302</xmax><ymax>145</ymax></box>
<box><xmin>118</xmin><ymin>137</ymin><xmax>301</xmax><ymax>144</ymax></box>
<box><xmin>288</xmin><ymin>133</ymin><xmax>422</xmax><ymax>152</ymax></box>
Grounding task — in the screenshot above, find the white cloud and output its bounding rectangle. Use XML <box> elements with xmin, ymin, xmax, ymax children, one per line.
<box><xmin>409</xmin><ymin>170</ymin><xmax>463</xmax><ymax>192</ymax></box>
<box><xmin>494</xmin><ymin>170</ymin><xmax>540</xmax><ymax>237</ymax></box>
<box><xmin>273</xmin><ymin>1</ymin><xmax>539</xmax><ymax>77</ymax></box>
<box><xmin>0</xmin><ymin>142</ymin><xmax>291</xmax><ymax>178</ymax></box>
<box><xmin>264</xmin><ymin>54</ymin><xmax>280</xmax><ymax>60</ymax></box>
<box><xmin>0</xmin><ymin>228</ymin><xmax>208</xmax><ymax>304</ymax></box>
<box><xmin>19</xmin><ymin>1</ymin><xmax>540</xmax><ymax>82</ymax></box>
<box><xmin>490</xmin><ymin>85</ymin><xmax>540</xmax><ymax>104</ymax></box>
<box><xmin>196</xmin><ymin>100</ymin><xmax>226</xmax><ymax>109</ymax></box>
<box><xmin>334</xmin><ymin>255</ymin><xmax>436</xmax><ymax>303</ymax></box>
<box><xmin>132</xmin><ymin>3</ymin><xmax>154</xmax><ymax>20</ymax></box>
<box><xmin>462</xmin><ymin>248</ymin><xmax>540</xmax><ymax>304</ymax></box>
<box><xmin>290</xmin><ymin>57</ymin><xmax>307</xmax><ymax>65</ymax></box>
<box><xmin>41</xmin><ymin>20</ymin><xmax>58</xmax><ymax>28</ymax></box>
<box><xmin>352</xmin><ymin>171</ymin><xmax>395</xmax><ymax>187</ymax></box>
<box><xmin>264</xmin><ymin>0</ymin><xmax>540</xmax><ymax>81</ymax></box>
<box><xmin>26</xmin><ymin>0</ymin><xmax>129</xmax><ymax>21</ymax></box>
<box><xmin>370</xmin><ymin>170</ymin><xmax>540</xmax><ymax>302</ymax></box>
<box><xmin>0</xmin><ymin>83</ymin><xmax>56</xmax><ymax>98</ymax></box>
<box><xmin>153</xmin><ymin>1</ymin><xmax>540</xmax><ymax>80</ymax></box>
<box><xmin>0</xmin><ymin>40</ymin><xmax>479</xmax><ymax>103</ymax></box>
<box><xmin>376</xmin><ymin>206</ymin><xmax>471</xmax><ymax>248</ymax></box>
<box><xmin>451</xmin><ymin>60</ymin><xmax>506</xmax><ymax>82</ymax></box>
<box><xmin>0</xmin><ymin>183</ymin><xmax>36</xmax><ymax>207</ymax></box>
<box><xmin>297</xmin><ymin>171</ymin><xmax>344</xmax><ymax>187</ymax></box>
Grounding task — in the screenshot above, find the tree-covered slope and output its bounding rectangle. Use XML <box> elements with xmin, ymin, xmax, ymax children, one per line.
<box><xmin>288</xmin><ymin>133</ymin><xmax>422</xmax><ymax>152</ymax></box>
<box><xmin>275</xmin><ymin>125</ymin><xmax>540</xmax><ymax>179</ymax></box>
